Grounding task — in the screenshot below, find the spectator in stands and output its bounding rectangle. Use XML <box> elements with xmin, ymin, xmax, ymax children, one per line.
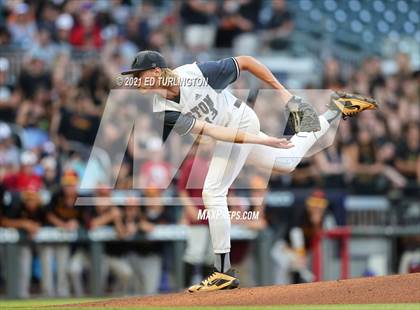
<box><xmin>74</xmin><ymin>60</ymin><xmax>108</xmax><ymax>111</ymax></box>
<box><xmin>290</xmin><ymin>157</ymin><xmax>317</xmax><ymax>188</ymax></box>
<box><xmin>0</xmin><ymin>26</ymin><xmax>12</xmax><ymax>46</ymax></box>
<box><xmin>399</xmin><ymin>74</ymin><xmax>420</xmax><ymax>124</ymax></box>
<box><xmin>117</xmin><ymin>203</ymin><xmax>153</xmax><ymax>294</ymax></box>
<box><xmin>54</xmin><ymin>91</ymin><xmax>100</xmax><ymax>150</ymax></box>
<box><xmin>348</xmin><ymin>68</ymin><xmax>370</xmax><ymax>97</ymax></box>
<box><xmin>373</xmin><ymin>77</ymin><xmax>400</xmax><ymax>134</ymax></box>
<box><xmin>7</xmin><ymin>2</ymin><xmax>37</xmax><ymax>49</ymax></box>
<box><xmin>0</xmin><ymin>123</ymin><xmax>20</xmax><ymax>177</ymax></box>
<box><xmin>395</xmin><ymin>122</ymin><xmax>420</xmax><ymax>188</ymax></box>
<box><xmin>233</xmin><ymin>0</ymin><xmax>262</xmax><ymax>55</ymax></box>
<box><xmin>229</xmin><ymin>175</ymin><xmax>267</xmax><ymax>287</ymax></box>
<box><xmin>362</xmin><ymin>56</ymin><xmax>385</xmax><ymax>93</ymax></box>
<box><xmin>313</xmin><ymin>122</ymin><xmax>353</xmax><ymax>189</ymax></box>
<box><xmin>131</xmin><ymin>114</ymin><xmax>160</xmax><ymax>166</ymax></box>
<box><xmin>28</xmin><ymin>28</ymin><xmax>58</xmax><ymax>68</ymax></box>
<box><xmin>107</xmin><ymin>0</ymin><xmax>131</xmax><ymax>26</ymax></box>
<box><xmin>0</xmin><ymin>190</ymin><xmax>45</xmax><ymax>298</ymax></box>
<box><xmin>124</xmin><ymin>188</ymin><xmax>171</xmax><ymax>295</ymax></box>
<box><xmin>91</xmin><ymin>191</ymin><xmax>134</xmax><ymax>296</ymax></box>
<box><xmin>418</xmin><ymin>160</ymin><xmax>420</xmax><ymax>186</ymax></box>
<box><xmin>115</xmin><ymin>160</ymin><xmax>133</xmax><ymax>190</ymax></box>
<box><xmin>398</xmin><ymin>237</ymin><xmax>420</xmax><ymax>274</ymax></box>
<box><xmin>68</xmin><ymin>187</ymin><xmax>129</xmax><ymax>296</ymax></box>
<box><xmin>101</xmin><ymin>31</ymin><xmax>133</xmax><ymax>81</ymax></box>
<box><xmin>132</xmin><ymin>1</ymin><xmax>161</xmax><ymax>44</ymax></box>
<box><xmin>69</xmin><ymin>4</ymin><xmax>103</xmax><ymax>51</ymax></box>
<box><xmin>116</xmin><ymin>203</ymin><xmax>146</xmax><ymax>294</ymax></box>
<box><xmin>395</xmin><ymin>52</ymin><xmax>412</xmax><ymax>82</ymax></box>
<box><xmin>3</xmin><ymin>151</ymin><xmax>43</xmax><ymax>192</ymax></box>
<box><xmin>348</xmin><ymin>123</ymin><xmax>406</xmax><ymax>193</ymax></box>
<box><xmin>370</xmin><ymin>115</ymin><xmax>398</xmax><ymax>166</ymax></box>
<box><xmin>16</xmin><ymin>87</ymin><xmax>50</xmax><ymax>152</ymax></box>
<box><xmin>321</xmin><ymin>58</ymin><xmax>345</xmax><ymax>90</ymax></box>
<box><xmin>103</xmin><ymin>235</ymin><xmax>133</xmax><ymax>295</ymax></box>
<box><xmin>138</xmin><ymin>137</ymin><xmax>172</xmax><ymax>190</ymax></box>
<box><xmin>54</xmin><ymin>13</ymin><xmax>74</xmax><ymax>54</ymax></box>
<box><xmin>271</xmin><ymin>190</ymin><xmax>334</xmax><ymax>285</ymax></box>
<box><xmin>313</xmin><ymin>130</ymin><xmax>350</xmax><ymax>225</ymax></box>
<box><xmin>314</xmin><ymin>136</ymin><xmax>348</xmax><ymax>189</ymax></box>
<box><xmin>0</xmin><ymin>182</ymin><xmax>5</xmax><ymax>284</ymax></box>
<box><xmin>42</xmin><ymin>170</ymin><xmax>80</xmax><ymax>297</ymax></box>
<box><xmin>215</xmin><ymin>0</ymin><xmax>260</xmax><ymax>51</ymax></box>
<box><xmin>112</xmin><ymin>29</ymin><xmax>138</xmax><ymax>69</ymax></box>
<box><xmin>77</xmin><ymin>59</ymin><xmax>109</xmax><ymax>110</ymax></box>
<box><xmin>125</xmin><ymin>16</ymin><xmax>149</xmax><ymax>51</ymax></box>
<box><xmin>178</xmin><ymin>139</ymin><xmax>214</xmax><ymax>287</ymax></box>
<box><xmin>0</xmin><ymin>57</ymin><xmax>20</xmax><ymax>123</ymax></box>
<box><xmin>262</xmin><ymin>0</ymin><xmax>294</xmax><ymax>51</ymax></box>
<box><xmin>37</xmin><ymin>3</ymin><xmax>59</xmax><ymax>35</ymax></box>
<box><xmin>17</xmin><ymin>52</ymin><xmax>51</xmax><ymax>100</ymax></box>
<box><xmin>50</xmin><ymin>53</ymin><xmax>79</xmax><ymax>94</ymax></box>
<box><xmin>180</xmin><ymin>0</ymin><xmax>217</xmax><ymax>51</ymax></box>
<box><xmin>40</xmin><ymin>156</ymin><xmax>59</xmax><ymax>193</ymax></box>
<box><xmin>145</xmin><ymin>27</ymin><xmax>171</xmax><ymax>55</ymax></box>
<box><xmin>160</xmin><ymin>3</ymin><xmax>183</xmax><ymax>50</ymax></box>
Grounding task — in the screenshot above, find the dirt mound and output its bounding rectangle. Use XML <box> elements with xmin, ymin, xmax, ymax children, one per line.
<box><xmin>68</xmin><ymin>273</ymin><xmax>420</xmax><ymax>307</ymax></box>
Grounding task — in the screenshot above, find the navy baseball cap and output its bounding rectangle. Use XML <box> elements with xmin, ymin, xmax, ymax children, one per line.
<box><xmin>121</xmin><ymin>50</ymin><xmax>168</xmax><ymax>75</ymax></box>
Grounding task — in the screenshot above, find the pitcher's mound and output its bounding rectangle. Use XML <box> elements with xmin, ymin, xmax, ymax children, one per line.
<box><xmin>69</xmin><ymin>273</ymin><xmax>420</xmax><ymax>308</ymax></box>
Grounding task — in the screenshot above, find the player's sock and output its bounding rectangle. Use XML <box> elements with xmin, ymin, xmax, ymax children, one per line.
<box><xmin>322</xmin><ymin>108</ymin><xmax>340</xmax><ymax>123</ymax></box>
<box><xmin>214</xmin><ymin>252</ymin><xmax>231</xmax><ymax>273</ymax></box>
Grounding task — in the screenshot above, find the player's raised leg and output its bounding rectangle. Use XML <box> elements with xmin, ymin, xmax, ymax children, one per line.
<box><xmin>249</xmin><ymin>91</ymin><xmax>378</xmax><ymax>173</ymax></box>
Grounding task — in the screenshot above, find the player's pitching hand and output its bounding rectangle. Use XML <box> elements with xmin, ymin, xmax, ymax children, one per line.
<box><xmin>263</xmin><ymin>136</ymin><xmax>294</xmax><ymax>149</ymax></box>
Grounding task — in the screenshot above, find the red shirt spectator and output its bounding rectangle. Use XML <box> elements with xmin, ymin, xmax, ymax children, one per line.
<box><xmin>138</xmin><ymin>137</ymin><xmax>172</xmax><ymax>189</ymax></box>
<box><xmin>139</xmin><ymin>160</ymin><xmax>172</xmax><ymax>189</ymax></box>
<box><xmin>69</xmin><ymin>8</ymin><xmax>102</xmax><ymax>50</ymax></box>
<box><xmin>3</xmin><ymin>151</ymin><xmax>42</xmax><ymax>191</ymax></box>
<box><xmin>3</xmin><ymin>171</ymin><xmax>42</xmax><ymax>191</ymax></box>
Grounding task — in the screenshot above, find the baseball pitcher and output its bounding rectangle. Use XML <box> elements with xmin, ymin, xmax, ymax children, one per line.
<box><xmin>121</xmin><ymin>50</ymin><xmax>377</xmax><ymax>292</ymax></box>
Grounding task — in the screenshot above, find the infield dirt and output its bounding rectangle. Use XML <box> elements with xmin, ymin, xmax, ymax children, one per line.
<box><xmin>67</xmin><ymin>273</ymin><xmax>420</xmax><ymax>308</ymax></box>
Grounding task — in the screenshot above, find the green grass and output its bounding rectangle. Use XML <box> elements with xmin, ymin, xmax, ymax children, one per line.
<box><xmin>0</xmin><ymin>299</ymin><xmax>418</xmax><ymax>310</ymax></box>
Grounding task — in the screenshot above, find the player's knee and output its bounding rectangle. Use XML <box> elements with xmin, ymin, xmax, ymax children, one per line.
<box><xmin>202</xmin><ymin>188</ymin><xmax>215</xmax><ymax>207</ymax></box>
<box><xmin>274</xmin><ymin>158</ymin><xmax>299</xmax><ymax>174</ymax></box>
<box><xmin>202</xmin><ymin>187</ymin><xmax>226</xmax><ymax>209</ymax></box>
<box><xmin>273</xmin><ymin>165</ymin><xmax>296</xmax><ymax>174</ymax></box>
<box><xmin>284</xmin><ymin>163</ymin><xmax>297</xmax><ymax>173</ymax></box>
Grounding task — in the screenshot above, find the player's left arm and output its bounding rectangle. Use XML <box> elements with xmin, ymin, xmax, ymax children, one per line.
<box><xmin>191</xmin><ymin>119</ymin><xmax>293</xmax><ymax>149</ymax></box>
<box><xmin>235</xmin><ymin>56</ymin><xmax>293</xmax><ymax>104</ymax></box>
<box><xmin>157</xmin><ymin>111</ymin><xmax>293</xmax><ymax>148</ymax></box>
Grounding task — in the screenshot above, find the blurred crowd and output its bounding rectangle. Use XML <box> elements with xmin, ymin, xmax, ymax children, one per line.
<box><xmin>0</xmin><ymin>0</ymin><xmax>294</xmax><ymax>55</ymax></box>
<box><xmin>287</xmin><ymin>53</ymin><xmax>420</xmax><ymax>195</ymax></box>
<box><xmin>0</xmin><ymin>0</ymin><xmax>419</xmax><ymax>298</ymax></box>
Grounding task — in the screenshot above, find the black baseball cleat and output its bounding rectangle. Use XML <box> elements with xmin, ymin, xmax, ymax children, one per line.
<box><xmin>286</xmin><ymin>96</ymin><xmax>321</xmax><ymax>133</ymax></box>
<box><xmin>187</xmin><ymin>268</ymin><xmax>240</xmax><ymax>292</ymax></box>
<box><xmin>329</xmin><ymin>91</ymin><xmax>378</xmax><ymax>119</ymax></box>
